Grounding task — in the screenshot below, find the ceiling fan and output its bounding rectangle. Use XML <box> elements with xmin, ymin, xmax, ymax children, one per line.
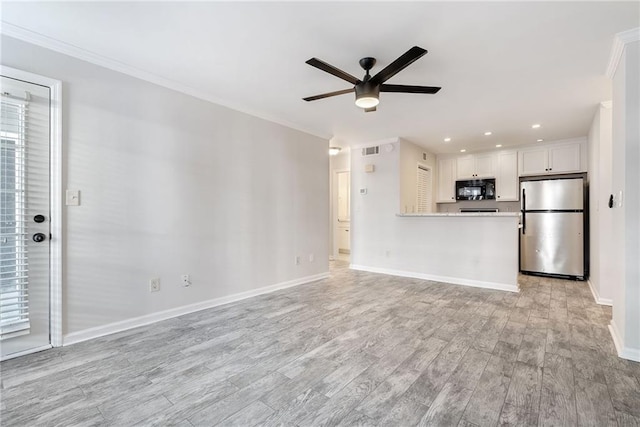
<box><xmin>303</xmin><ymin>46</ymin><xmax>441</xmax><ymax>112</ymax></box>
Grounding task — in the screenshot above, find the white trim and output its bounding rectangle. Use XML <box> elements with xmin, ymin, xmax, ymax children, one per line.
<box><xmin>0</xmin><ymin>344</ymin><xmax>52</xmax><ymax>362</ymax></box>
<box><xmin>49</xmin><ymin>77</ymin><xmax>63</xmax><ymax>348</ymax></box>
<box><xmin>62</xmin><ymin>272</ymin><xmax>329</xmax><ymax>346</ymax></box>
<box><xmin>349</xmin><ymin>264</ymin><xmax>519</xmax><ymax>293</ymax></box>
<box><xmin>0</xmin><ymin>66</ymin><xmax>63</xmax><ymax>348</ymax></box>
<box><xmin>0</xmin><ymin>22</ymin><xmax>329</xmax><ymax>140</ymax></box>
<box><xmin>600</xmin><ymin>101</ymin><xmax>612</xmax><ymax>109</ymax></box>
<box><xmin>606</xmin><ymin>27</ymin><xmax>640</xmax><ymax>79</ymax></box>
<box><xmin>587</xmin><ymin>279</ymin><xmax>613</xmax><ymax>306</ymax></box>
<box><xmin>609</xmin><ymin>320</ymin><xmax>640</xmax><ymax>362</ymax></box>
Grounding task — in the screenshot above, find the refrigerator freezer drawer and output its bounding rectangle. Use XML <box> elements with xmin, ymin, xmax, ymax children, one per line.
<box><xmin>520</xmin><ymin>212</ymin><xmax>584</xmax><ymax>277</ymax></box>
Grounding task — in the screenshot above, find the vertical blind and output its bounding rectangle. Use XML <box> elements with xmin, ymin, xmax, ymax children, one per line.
<box><xmin>0</xmin><ymin>93</ymin><xmax>30</xmax><ymax>339</ymax></box>
<box><xmin>417</xmin><ymin>165</ymin><xmax>432</xmax><ymax>213</ymax></box>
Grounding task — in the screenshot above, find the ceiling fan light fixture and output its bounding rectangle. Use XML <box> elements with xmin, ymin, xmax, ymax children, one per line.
<box><xmin>355</xmin><ymin>82</ymin><xmax>380</xmax><ymax>109</ymax></box>
<box><xmin>355</xmin><ymin>96</ymin><xmax>379</xmax><ymax>109</ymax></box>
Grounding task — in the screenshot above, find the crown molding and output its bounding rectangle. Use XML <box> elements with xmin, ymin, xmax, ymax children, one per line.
<box><xmin>0</xmin><ymin>22</ymin><xmax>330</xmax><ymax>140</ymax></box>
<box><xmin>606</xmin><ymin>27</ymin><xmax>640</xmax><ymax>79</ymax></box>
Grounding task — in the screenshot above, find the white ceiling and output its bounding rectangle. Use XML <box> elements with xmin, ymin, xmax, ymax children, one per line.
<box><xmin>2</xmin><ymin>2</ymin><xmax>638</xmax><ymax>153</ymax></box>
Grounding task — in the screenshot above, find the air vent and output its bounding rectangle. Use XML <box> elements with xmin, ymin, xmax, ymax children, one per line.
<box><xmin>361</xmin><ymin>146</ymin><xmax>380</xmax><ymax>156</ymax></box>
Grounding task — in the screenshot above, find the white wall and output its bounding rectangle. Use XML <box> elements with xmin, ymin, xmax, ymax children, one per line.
<box><xmin>610</xmin><ymin>39</ymin><xmax>640</xmax><ymax>361</ymax></box>
<box><xmin>1</xmin><ymin>36</ymin><xmax>329</xmax><ymax>339</ymax></box>
<box><xmin>399</xmin><ymin>140</ymin><xmax>436</xmax><ymax>213</ymax></box>
<box><xmin>587</xmin><ymin>102</ymin><xmax>613</xmax><ymax>304</ymax></box>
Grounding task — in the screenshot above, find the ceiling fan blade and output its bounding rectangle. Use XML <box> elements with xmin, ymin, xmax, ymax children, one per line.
<box><xmin>370</xmin><ymin>46</ymin><xmax>428</xmax><ymax>84</ymax></box>
<box><xmin>303</xmin><ymin>88</ymin><xmax>354</xmax><ymax>102</ymax></box>
<box><xmin>380</xmin><ymin>84</ymin><xmax>441</xmax><ymax>94</ymax></box>
<box><xmin>364</xmin><ymin>106</ymin><xmax>377</xmax><ymax>113</ymax></box>
<box><xmin>306</xmin><ymin>58</ymin><xmax>360</xmax><ymax>85</ymax></box>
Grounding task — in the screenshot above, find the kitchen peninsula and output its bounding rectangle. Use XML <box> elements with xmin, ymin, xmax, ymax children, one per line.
<box><xmin>350</xmin><ymin>138</ymin><xmax>521</xmax><ymax>292</ymax></box>
<box><xmin>351</xmin><ymin>212</ymin><xmax>520</xmax><ymax>292</ymax></box>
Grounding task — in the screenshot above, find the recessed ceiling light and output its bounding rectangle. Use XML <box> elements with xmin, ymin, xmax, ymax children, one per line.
<box><xmin>484</xmin><ymin>131</ymin><xmax>492</xmax><ymax>136</ymax></box>
<box><xmin>537</xmin><ymin>139</ymin><xmax>544</xmax><ymax>142</ymax></box>
<box><xmin>495</xmin><ymin>144</ymin><xmax>502</xmax><ymax>148</ymax></box>
<box><xmin>444</xmin><ymin>137</ymin><xmax>451</xmax><ymax>142</ymax></box>
<box><xmin>532</xmin><ymin>124</ymin><xmax>541</xmax><ymax>129</ymax></box>
<box><xmin>460</xmin><ymin>149</ymin><xmax>466</xmax><ymax>153</ymax></box>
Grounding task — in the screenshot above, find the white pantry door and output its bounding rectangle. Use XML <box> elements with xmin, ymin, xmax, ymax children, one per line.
<box><xmin>0</xmin><ymin>75</ymin><xmax>52</xmax><ymax>359</ymax></box>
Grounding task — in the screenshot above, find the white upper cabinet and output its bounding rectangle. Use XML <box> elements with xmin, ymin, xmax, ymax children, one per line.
<box><xmin>496</xmin><ymin>151</ymin><xmax>519</xmax><ymax>201</ymax></box>
<box><xmin>456</xmin><ymin>156</ymin><xmax>475</xmax><ymax>179</ymax></box>
<box><xmin>456</xmin><ymin>153</ymin><xmax>496</xmax><ymax>179</ymax></box>
<box><xmin>437</xmin><ymin>157</ymin><xmax>457</xmax><ymax>203</ymax></box>
<box><xmin>548</xmin><ymin>144</ymin><xmax>581</xmax><ymax>173</ymax></box>
<box><xmin>518</xmin><ymin>140</ymin><xmax>584</xmax><ymax>176</ymax></box>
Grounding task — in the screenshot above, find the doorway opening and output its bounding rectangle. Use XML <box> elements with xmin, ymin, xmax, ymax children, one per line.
<box><xmin>330</xmin><ymin>148</ymin><xmax>350</xmax><ymax>264</ymax></box>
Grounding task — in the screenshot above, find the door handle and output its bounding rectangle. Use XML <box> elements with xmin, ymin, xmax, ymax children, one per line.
<box><xmin>32</xmin><ymin>233</ymin><xmax>47</xmax><ymax>242</ymax></box>
<box><xmin>608</xmin><ymin>194</ymin><xmax>614</xmax><ymax>208</ymax></box>
<box><xmin>521</xmin><ymin>188</ymin><xmax>526</xmax><ymax>235</ymax></box>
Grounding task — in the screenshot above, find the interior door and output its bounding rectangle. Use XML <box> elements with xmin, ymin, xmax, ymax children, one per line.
<box><xmin>335</xmin><ymin>170</ymin><xmax>350</xmax><ymax>257</ymax></box>
<box><xmin>1</xmin><ymin>76</ymin><xmax>51</xmax><ymax>359</ymax></box>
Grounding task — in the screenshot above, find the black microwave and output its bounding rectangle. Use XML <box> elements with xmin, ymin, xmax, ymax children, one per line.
<box><xmin>456</xmin><ymin>179</ymin><xmax>496</xmax><ymax>200</ymax></box>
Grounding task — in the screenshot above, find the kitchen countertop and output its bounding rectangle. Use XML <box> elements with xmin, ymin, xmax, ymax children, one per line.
<box><xmin>396</xmin><ymin>212</ymin><xmax>520</xmax><ymax>217</ymax></box>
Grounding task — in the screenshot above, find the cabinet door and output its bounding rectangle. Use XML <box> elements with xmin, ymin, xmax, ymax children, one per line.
<box><xmin>548</xmin><ymin>143</ymin><xmax>581</xmax><ymax>173</ymax></box>
<box><xmin>496</xmin><ymin>152</ymin><xmax>519</xmax><ymax>201</ymax></box>
<box><xmin>519</xmin><ymin>148</ymin><xmax>548</xmax><ymax>176</ymax></box>
<box><xmin>456</xmin><ymin>156</ymin><xmax>475</xmax><ymax>179</ymax></box>
<box><xmin>475</xmin><ymin>153</ymin><xmax>496</xmax><ymax>178</ymax></box>
<box><xmin>437</xmin><ymin>158</ymin><xmax>457</xmax><ymax>203</ymax></box>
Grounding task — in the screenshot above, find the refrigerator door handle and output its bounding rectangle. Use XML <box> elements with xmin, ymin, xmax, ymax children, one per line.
<box><xmin>521</xmin><ymin>188</ymin><xmax>526</xmax><ymax>234</ymax></box>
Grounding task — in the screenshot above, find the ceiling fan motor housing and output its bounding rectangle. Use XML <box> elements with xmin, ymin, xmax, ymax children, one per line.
<box><xmin>355</xmin><ymin>81</ymin><xmax>380</xmax><ymax>108</ymax></box>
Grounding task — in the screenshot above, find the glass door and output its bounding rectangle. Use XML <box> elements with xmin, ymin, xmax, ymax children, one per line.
<box><xmin>1</xmin><ymin>75</ymin><xmax>51</xmax><ymax>359</ymax></box>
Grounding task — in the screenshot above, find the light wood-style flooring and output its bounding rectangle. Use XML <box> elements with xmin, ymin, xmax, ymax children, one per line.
<box><xmin>1</xmin><ymin>262</ymin><xmax>639</xmax><ymax>426</ymax></box>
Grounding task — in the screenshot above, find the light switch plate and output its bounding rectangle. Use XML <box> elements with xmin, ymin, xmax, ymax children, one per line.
<box><xmin>66</xmin><ymin>190</ymin><xmax>80</xmax><ymax>206</ymax></box>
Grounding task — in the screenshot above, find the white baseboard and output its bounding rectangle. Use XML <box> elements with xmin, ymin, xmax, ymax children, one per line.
<box><xmin>609</xmin><ymin>320</ymin><xmax>640</xmax><ymax>362</ymax></box>
<box><xmin>63</xmin><ymin>272</ymin><xmax>329</xmax><ymax>346</ymax></box>
<box><xmin>349</xmin><ymin>264</ymin><xmax>519</xmax><ymax>293</ymax></box>
<box><xmin>587</xmin><ymin>279</ymin><xmax>613</xmax><ymax>306</ymax></box>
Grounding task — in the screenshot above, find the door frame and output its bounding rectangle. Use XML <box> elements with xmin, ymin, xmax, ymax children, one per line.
<box><xmin>1</xmin><ymin>65</ymin><xmax>63</xmax><ymax>351</ymax></box>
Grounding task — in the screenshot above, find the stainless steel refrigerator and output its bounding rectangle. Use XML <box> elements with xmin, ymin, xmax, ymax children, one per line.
<box><xmin>520</xmin><ymin>173</ymin><xmax>587</xmax><ymax>280</ymax></box>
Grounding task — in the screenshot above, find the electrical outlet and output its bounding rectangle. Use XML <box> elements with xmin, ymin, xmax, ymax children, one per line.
<box><xmin>149</xmin><ymin>277</ymin><xmax>160</xmax><ymax>292</ymax></box>
<box><xmin>295</xmin><ymin>256</ymin><xmax>301</xmax><ymax>265</ymax></box>
<box><xmin>181</xmin><ymin>274</ymin><xmax>191</xmax><ymax>287</ymax></box>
